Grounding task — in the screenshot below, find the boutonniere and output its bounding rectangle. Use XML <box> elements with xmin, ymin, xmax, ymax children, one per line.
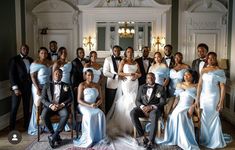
<box><xmin>155</xmin><ymin>92</ymin><xmax>161</xmax><ymax>98</ymax></box>
<box><xmin>63</xmin><ymin>85</ymin><xmax>69</xmax><ymax>92</ymax></box>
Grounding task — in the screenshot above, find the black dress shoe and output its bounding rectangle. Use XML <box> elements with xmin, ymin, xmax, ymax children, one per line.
<box><xmin>56</xmin><ymin>135</ymin><xmax>62</xmax><ymax>144</ymax></box>
<box><xmin>143</xmin><ymin>138</ymin><xmax>149</xmax><ymax>148</ymax></box>
<box><xmin>48</xmin><ymin>135</ymin><xmax>55</xmax><ymax>148</ymax></box>
<box><xmin>146</xmin><ymin>143</ymin><xmax>152</xmax><ymax>150</ymax></box>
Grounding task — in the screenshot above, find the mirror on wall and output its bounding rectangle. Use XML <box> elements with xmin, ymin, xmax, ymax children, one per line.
<box><xmin>97</xmin><ymin>22</ymin><xmax>152</xmax><ymax>51</ymax></box>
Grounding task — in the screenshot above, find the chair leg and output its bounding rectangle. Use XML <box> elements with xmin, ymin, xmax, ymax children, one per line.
<box><xmin>157</xmin><ymin>120</ymin><xmax>161</xmax><ymax>138</ymax></box>
<box><xmin>71</xmin><ymin>114</ymin><xmax>73</xmax><ymax>139</ymax></box>
<box><xmin>133</xmin><ymin>127</ymin><xmax>137</xmax><ymax>138</ymax></box>
<box><xmin>36</xmin><ymin>106</ymin><xmax>40</xmax><ymax>142</ymax></box>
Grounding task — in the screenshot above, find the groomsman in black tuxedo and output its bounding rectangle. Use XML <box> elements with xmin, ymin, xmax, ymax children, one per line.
<box><xmin>135</xmin><ymin>46</ymin><xmax>153</xmax><ymax>86</ymax></box>
<box><xmin>162</xmin><ymin>44</ymin><xmax>175</xmax><ymax>68</ymax></box>
<box><xmin>71</xmin><ymin>47</ymin><xmax>86</xmax><ymax>92</ymax></box>
<box><xmin>192</xmin><ymin>43</ymin><xmax>208</xmax><ymax>83</ymax></box>
<box><xmin>9</xmin><ymin>44</ymin><xmax>33</xmax><ymax>130</ymax></box>
<box><xmin>48</xmin><ymin>40</ymin><xmax>58</xmax><ymax>61</ymax></box>
<box><xmin>130</xmin><ymin>73</ymin><xmax>166</xmax><ymax>150</ymax></box>
<box><xmin>41</xmin><ymin>69</ymin><xmax>72</xmax><ymax>148</ymax></box>
<box><xmin>103</xmin><ymin>45</ymin><xmax>122</xmax><ymax>114</ymax></box>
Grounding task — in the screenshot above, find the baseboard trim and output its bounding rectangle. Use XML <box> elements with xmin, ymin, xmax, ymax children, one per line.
<box><xmin>0</xmin><ymin>108</ymin><xmax>23</xmax><ymax>131</ymax></box>
<box><xmin>222</xmin><ymin>110</ymin><xmax>235</xmax><ymax>126</ymax></box>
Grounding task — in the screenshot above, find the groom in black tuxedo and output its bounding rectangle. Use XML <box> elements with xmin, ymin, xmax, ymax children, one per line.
<box><xmin>9</xmin><ymin>44</ymin><xmax>33</xmax><ymax>130</ymax></box>
<box><xmin>41</xmin><ymin>69</ymin><xmax>72</xmax><ymax>148</ymax></box>
<box><xmin>130</xmin><ymin>73</ymin><xmax>166</xmax><ymax>150</ymax></box>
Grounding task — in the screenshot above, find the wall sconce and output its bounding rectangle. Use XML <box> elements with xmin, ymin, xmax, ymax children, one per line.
<box><xmin>219</xmin><ymin>58</ymin><xmax>228</xmax><ymax>70</ymax></box>
<box><xmin>152</xmin><ymin>36</ymin><xmax>165</xmax><ymax>51</ymax></box>
<box><xmin>83</xmin><ymin>36</ymin><xmax>94</xmax><ymax>51</ymax></box>
<box><xmin>40</xmin><ymin>28</ymin><xmax>48</xmax><ymax>35</ymax></box>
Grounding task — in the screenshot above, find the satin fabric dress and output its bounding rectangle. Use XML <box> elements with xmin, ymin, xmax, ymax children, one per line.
<box><xmin>199</xmin><ymin>69</ymin><xmax>227</xmax><ymax>149</ymax></box>
<box><xmin>83</xmin><ymin>67</ymin><xmax>102</xmax><ymax>83</ymax></box>
<box><xmin>28</xmin><ymin>63</ymin><xmax>51</xmax><ymax>135</ymax></box>
<box><xmin>149</xmin><ymin>66</ymin><xmax>169</xmax><ymax>86</ymax></box>
<box><xmin>74</xmin><ymin>88</ymin><xmax>106</xmax><ymax>148</ymax></box>
<box><xmin>158</xmin><ymin>87</ymin><xmax>199</xmax><ymax>150</ymax></box>
<box><xmin>60</xmin><ymin>62</ymin><xmax>72</xmax><ymax>84</ymax></box>
<box><xmin>107</xmin><ymin>64</ymin><xmax>138</xmax><ymax>135</ymax></box>
<box><xmin>168</xmin><ymin>69</ymin><xmax>187</xmax><ymax>97</ymax></box>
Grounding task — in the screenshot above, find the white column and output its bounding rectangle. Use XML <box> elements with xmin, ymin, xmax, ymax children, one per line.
<box><xmin>231</xmin><ymin>1</ymin><xmax>235</xmax><ymax>81</ymax></box>
<box><xmin>15</xmin><ymin>0</ymin><xmax>22</xmax><ymax>51</ymax></box>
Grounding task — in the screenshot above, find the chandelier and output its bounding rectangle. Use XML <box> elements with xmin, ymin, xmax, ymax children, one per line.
<box><xmin>106</xmin><ymin>0</ymin><xmax>122</xmax><ymax>3</ymax></box>
<box><xmin>118</xmin><ymin>22</ymin><xmax>135</xmax><ymax>38</ymax></box>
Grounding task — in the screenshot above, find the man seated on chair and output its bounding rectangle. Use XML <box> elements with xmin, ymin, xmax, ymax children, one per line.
<box><xmin>41</xmin><ymin>68</ymin><xmax>72</xmax><ymax>148</ymax></box>
<box><xmin>130</xmin><ymin>73</ymin><xmax>166</xmax><ymax>150</ymax></box>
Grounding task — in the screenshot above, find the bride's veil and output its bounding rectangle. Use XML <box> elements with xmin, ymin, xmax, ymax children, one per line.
<box><xmin>106</xmin><ymin>81</ymin><xmax>122</xmax><ymax>122</ymax></box>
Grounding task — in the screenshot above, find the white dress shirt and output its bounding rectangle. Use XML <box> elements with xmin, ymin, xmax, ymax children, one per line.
<box><xmin>199</xmin><ymin>59</ymin><xmax>205</xmax><ymax>74</ymax></box>
<box><xmin>53</xmin><ymin>81</ymin><xmax>61</xmax><ymax>104</ymax></box>
<box><xmin>143</xmin><ymin>58</ymin><xmax>149</xmax><ymax>73</ymax></box>
<box><xmin>165</xmin><ymin>56</ymin><xmax>171</xmax><ymax>67</ymax></box>
<box><xmin>21</xmin><ymin>54</ymin><xmax>30</xmax><ymax>73</ymax></box>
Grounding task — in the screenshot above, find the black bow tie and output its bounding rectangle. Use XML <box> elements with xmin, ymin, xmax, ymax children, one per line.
<box><xmin>143</xmin><ymin>58</ymin><xmax>149</xmax><ymax>60</ymax></box>
<box><xmin>199</xmin><ymin>59</ymin><xmax>205</xmax><ymax>62</ymax></box>
<box><xmin>115</xmin><ymin>56</ymin><xmax>122</xmax><ymax>61</ymax></box>
<box><xmin>165</xmin><ymin>57</ymin><xmax>171</xmax><ymax>60</ymax></box>
<box><xmin>51</xmin><ymin>53</ymin><xmax>58</xmax><ymax>56</ymax></box>
<box><xmin>146</xmin><ymin>85</ymin><xmax>154</xmax><ymax>88</ymax></box>
<box><xmin>54</xmin><ymin>82</ymin><xmax>61</xmax><ymax>85</ymax></box>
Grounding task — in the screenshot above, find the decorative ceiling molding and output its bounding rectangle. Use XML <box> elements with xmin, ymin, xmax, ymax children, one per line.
<box><xmin>187</xmin><ymin>0</ymin><xmax>227</xmax><ymax>13</ymax></box>
<box><xmin>77</xmin><ymin>0</ymin><xmax>170</xmax><ymax>10</ymax></box>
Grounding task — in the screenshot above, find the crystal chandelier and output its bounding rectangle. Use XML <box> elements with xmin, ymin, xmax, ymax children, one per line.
<box><xmin>118</xmin><ymin>22</ymin><xmax>135</xmax><ymax>38</ymax></box>
<box><xmin>106</xmin><ymin>0</ymin><xmax>122</xmax><ymax>3</ymax></box>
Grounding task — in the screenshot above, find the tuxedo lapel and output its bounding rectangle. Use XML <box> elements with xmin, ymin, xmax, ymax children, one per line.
<box><xmin>59</xmin><ymin>83</ymin><xmax>66</xmax><ymax>103</ymax></box>
<box><xmin>50</xmin><ymin>83</ymin><xmax>54</xmax><ymax>102</ymax></box>
<box><xmin>148</xmin><ymin>85</ymin><xmax>157</xmax><ymax>102</ymax></box>
<box><xmin>142</xmin><ymin>86</ymin><xmax>148</xmax><ymax>102</ymax></box>
<box><xmin>111</xmin><ymin>55</ymin><xmax>118</xmax><ymax>73</ymax></box>
<box><xmin>18</xmin><ymin>55</ymin><xmax>28</xmax><ymax>73</ymax></box>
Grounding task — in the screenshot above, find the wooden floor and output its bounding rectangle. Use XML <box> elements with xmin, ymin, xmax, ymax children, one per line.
<box><xmin>0</xmin><ymin>118</ymin><xmax>234</xmax><ymax>150</ymax></box>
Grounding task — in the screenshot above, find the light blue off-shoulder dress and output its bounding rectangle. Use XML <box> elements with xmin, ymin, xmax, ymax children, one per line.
<box><xmin>168</xmin><ymin>69</ymin><xmax>187</xmax><ymax>97</ymax></box>
<box><xmin>74</xmin><ymin>88</ymin><xmax>106</xmax><ymax>148</ymax></box>
<box><xmin>158</xmin><ymin>87</ymin><xmax>199</xmax><ymax>150</ymax></box>
<box><xmin>28</xmin><ymin>63</ymin><xmax>51</xmax><ymax>135</ymax></box>
<box><xmin>149</xmin><ymin>66</ymin><xmax>169</xmax><ymax>86</ymax></box>
<box><xmin>83</xmin><ymin>67</ymin><xmax>102</xmax><ymax>83</ymax></box>
<box><xmin>199</xmin><ymin>69</ymin><xmax>228</xmax><ymax>149</ymax></box>
<box><xmin>60</xmin><ymin>62</ymin><xmax>72</xmax><ymax>84</ymax></box>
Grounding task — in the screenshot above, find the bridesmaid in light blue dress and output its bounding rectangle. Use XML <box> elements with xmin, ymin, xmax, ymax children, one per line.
<box><xmin>158</xmin><ymin>70</ymin><xmax>199</xmax><ymax>150</ymax></box>
<box><xmin>28</xmin><ymin>47</ymin><xmax>51</xmax><ymax>135</ymax></box>
<box><xmin>196</xmin><ymin>52</ymin><xmax>228</xmax><ymax>149</ymax></box>
<box><xmin>53</xmin><ymin>47</ymin><xmax>72</xmax><ymax>84</ymax></box>
<box><xmin>149</xmin><ymin>52</ymin><xmax>169</xmax><ymax>87</ymax></box>
<box><xmin>74</xmin><ymin>69</ymin><xmax>106</xmax><ymax>148</ymax></box>
<box><xmin>83</xmin><ymin>51</ymin><xmax>103</xmax><ymax>84</ymax></box>
<box><xmin>167</xmin><ymin>52</ymin><xmax>190</xmax><ymax>114</ymax></box>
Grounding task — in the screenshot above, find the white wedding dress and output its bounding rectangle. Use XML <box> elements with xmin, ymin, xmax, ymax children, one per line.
<box><xmin>106</xmin><ymin>63</ymin><xmax>138</xmax><ymax>136</ymax></box>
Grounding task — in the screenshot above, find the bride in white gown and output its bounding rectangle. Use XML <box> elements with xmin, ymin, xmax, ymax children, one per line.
<box><xmin>107</xmin><ymin>47</ymin><xmax>141</xmax><ymax>136</ymax></box>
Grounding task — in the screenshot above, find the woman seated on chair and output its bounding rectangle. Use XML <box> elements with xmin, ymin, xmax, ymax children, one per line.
<box><xmin>158</xmin><ymin>69</ymin><xmax>200</xmax><ymax>150</ymax></box>
<box><xmin>73</xmin><ymin>69</ymin><xmax>106</xmax><ymax>148</ymax></box>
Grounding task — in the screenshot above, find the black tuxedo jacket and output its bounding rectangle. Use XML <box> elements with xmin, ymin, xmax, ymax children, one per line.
<box><xmin>135</xmin><ymin>57</ymin><xmax>153</xmax><ymax>85</ymax></box>
<box><xmin>41</xmin><ymin>82</ymin><xmax>72</xmax><ymax>108</ymax></box>
<box><xmin>9</xmin><ymin>55</ymin><xmax>33</xmax><ymax>89</ymax></box>
<box><xmin>136</xmin><ymin>83</ymin><xmax>166</xmax><ymax>111</ymax></box>
<box><xmin>71</xmin><ymin>58</ymin><xmax>85</xmax><ymax>88</ymax></box>
<box><xmin>162</xmin><ymin>56</ymin><xmax>175</xmax><ymax>69</ymax></box>
<box><xmin>192</xmin><ymin>58</ymin><xmax>207</xmax><ymax>83</ymax></box>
